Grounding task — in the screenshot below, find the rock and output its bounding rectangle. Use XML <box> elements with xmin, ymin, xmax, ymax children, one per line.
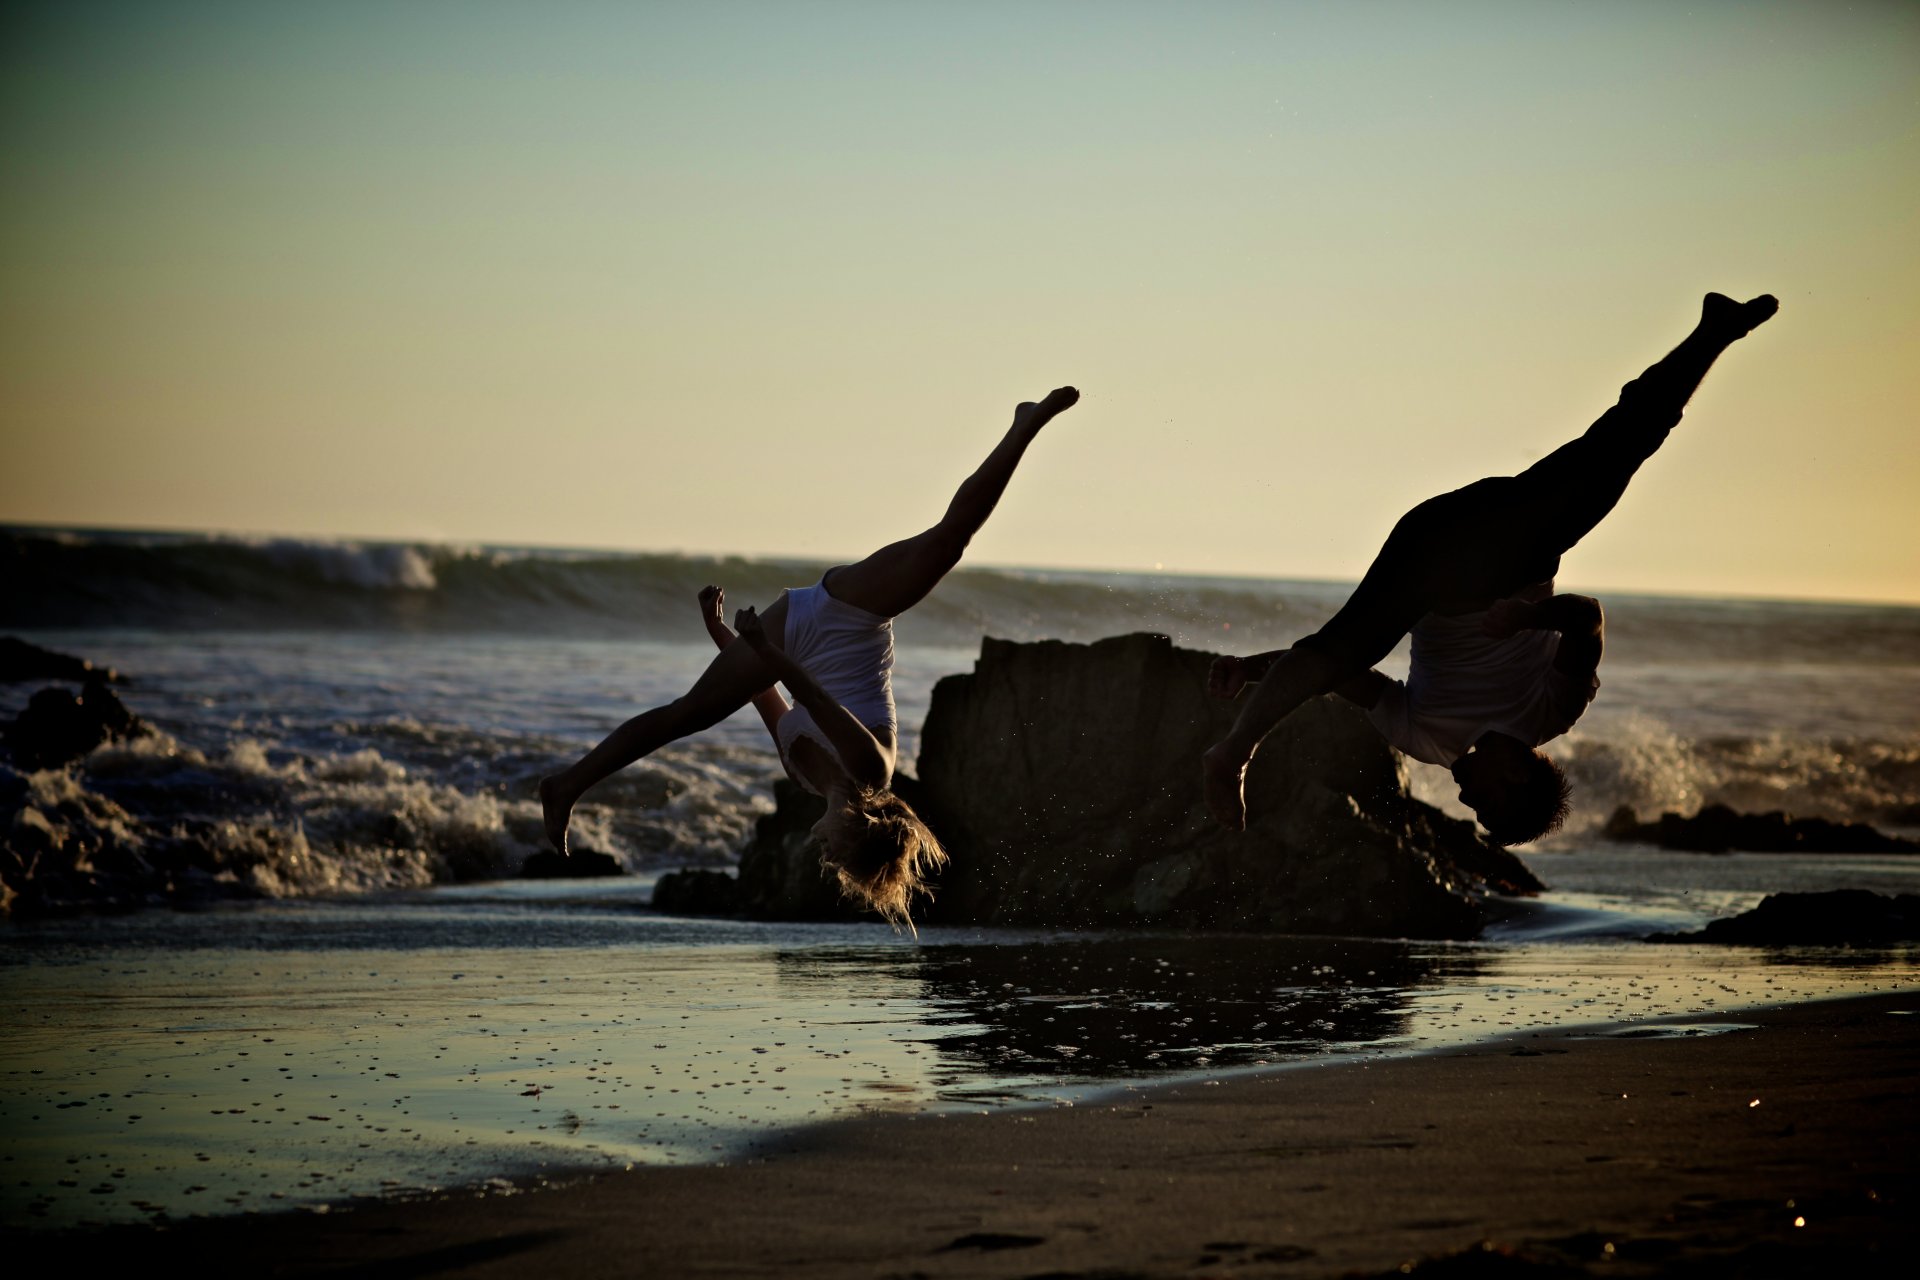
<box><xmin>733</xmin><ymin>778</ymin><xmax>857</xmax><ymax>920</ymax></box>
<box><xmin>520</xmin><ymin>849</ymin><xmax>624</xmax><ymax>879</ymax></box>
<box><xmin>651</xmin><ymin>868</ymin><xmax>742</xmax><ymax>915</ymax></box>
<box><xmin>738</xmin><ymin>634</ymin><xmax>1539</xmax><ymax>938</ymax></box>
<box><xmin>0</xmin><ymin>636</ymin><xmax>127</xmax><ymax>685</ymax></box>
<box><xmin>1651</xmin><ymin>890</ymin><xmax>1920</xmax><ymax>945</ymax></box>
<box><xmin>2</xmin><ymin>678</ymin><xmax>150</xmax><ymax>771</ymax></box>
<box><xmin>1884</xmin><ymin>802</ymin><xmax>1920</xmax><ymax>827</ymax></box>
<box><xmin>1604</xmin><ymin>803</ymin><xmax>1920</xmax><ymax>854</ymax></box>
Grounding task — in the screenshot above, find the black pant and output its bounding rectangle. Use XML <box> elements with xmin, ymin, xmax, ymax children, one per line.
<box><xmin>1298</xmin><ymin>363</ymin><xmax>1688</xmax><ymax>672</ymax></box>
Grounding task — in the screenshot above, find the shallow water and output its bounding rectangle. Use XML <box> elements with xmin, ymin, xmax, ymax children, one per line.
<box><xmin>5</xmin><ymin>882</ymin><xmax>1917</xmax><ymax>1228</ymax></box>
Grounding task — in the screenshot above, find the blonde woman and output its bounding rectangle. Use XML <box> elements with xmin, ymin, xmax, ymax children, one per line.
<box><xmin>541</xmin><ymin>386</ymin><xmax>1079</xmax><ymax>925</ymax></box>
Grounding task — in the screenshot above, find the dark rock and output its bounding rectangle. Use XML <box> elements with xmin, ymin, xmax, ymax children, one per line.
<box><xmin>651</xmin><ymin>868</ymin><xmax>742</xmax><ymax>915</ymax></box>
<box><xmin>2</xmin><ymin>678</ymin><xmax>150</xmax><ymax>771</ymax></box>
<box><xmin>0</xmin><ymin>636</ymin><xmax>127</xmax><ymax>685</ymax></box>
<box><xmin>1650</xmin><ymin>890</ymin><xmax>1920</xmax><ymax>945</ymax></box>
<box><xmin>739</xmin><ymin>634</ymin><xmax>1539</xmax><ymax>938</ymax></box>
<box><xmin>1604</xmin><ymin>803</ymin><xmax>1920</xmax><ymax>854</ymax></box>
<box><xmin>734</xmin><ymin>778</ymin><xmax>852</xmax><ymax>919</ymax></box>
<box><xmin>520</xmin><ymin>849</ymin><xmax>624</xmax><ymax>879</ymax></box>
<box><xmin>1884</xmin><ymin>801</ymin><xmax>1920</xmax><ymax>827</ymax></box>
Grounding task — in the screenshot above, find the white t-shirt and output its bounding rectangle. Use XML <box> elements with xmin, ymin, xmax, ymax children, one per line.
<box><xmin>1365</xmin><ymin>607</ymin><xmax>1598</xmax><ymax>766</ymax></box>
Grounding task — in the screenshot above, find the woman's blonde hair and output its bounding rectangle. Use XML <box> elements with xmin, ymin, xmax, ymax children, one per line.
<box><xmin>819</xmin><ymin>789</ymin><xmax>948</xmax><ymax>933</ymax></box>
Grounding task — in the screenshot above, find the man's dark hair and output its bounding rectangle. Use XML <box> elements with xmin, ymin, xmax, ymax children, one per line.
<box><xmin>1483</xmin><ymin>754</ymin><xmax>1573</xmax><ymax>847</ymax></box>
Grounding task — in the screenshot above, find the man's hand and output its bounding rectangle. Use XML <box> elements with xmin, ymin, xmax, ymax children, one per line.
<box><xmin>1482</xmin><ymin>598</ymin><xmax>1541</xmax><ymax>640</ymax></box>
<box><xmin>1208</xmin><ymin>655</ymin><xmax>1251</xmax><ymax>701</ymax></box>
<box><xmin>699</xmin><ymin>584</ymin><xmax>726</xmax><ymax>628</ymax></box>
<box><xmin>734</xmin><ymin>605</ymin><xmax>769</xmax><ymax>649</ymax></box>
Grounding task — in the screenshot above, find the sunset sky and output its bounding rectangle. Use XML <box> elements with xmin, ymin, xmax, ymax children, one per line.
<box><xmin>3</xmin><ymin>1</ymin><xmax>1916</xmax><ymax>603</ymax></box>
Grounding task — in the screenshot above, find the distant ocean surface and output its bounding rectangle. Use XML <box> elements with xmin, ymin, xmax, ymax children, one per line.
<box><xmin>5</xmin><ymin>525</ymin><xmax>1918</xmax><ymax>898</ymax></box>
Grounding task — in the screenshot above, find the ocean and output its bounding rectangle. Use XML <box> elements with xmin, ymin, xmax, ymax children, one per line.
<box><xmin>4</xmin><ymin>526</ymin><xmax>1918</xmax><ymax>1227</ymax></box>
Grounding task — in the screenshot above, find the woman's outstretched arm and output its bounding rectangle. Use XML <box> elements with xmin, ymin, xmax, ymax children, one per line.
<box><xmin>698</xmin><ymin>585</ymin><xmax>789</xmax><ymax>739</ymax></box>
<box><xmin>733</xmin><ymin>605</ymin><xmax>895</xmax><ymax>791</ymax></box>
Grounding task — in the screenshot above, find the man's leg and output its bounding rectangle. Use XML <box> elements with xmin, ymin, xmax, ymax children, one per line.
<box><xmin>1517</xmin><ymin>292</ymin><xmax>1778</xmax><ymax>555</ymax></box>
<box><xmin>825</xmin><ymin>387</ymin><xmax>1079</xmax><ymax>619</ymax></box>
<box><xmin>1201</xmin><ymin>491</ymin><xmax>1450</xmax><ymax>830</ymax></box>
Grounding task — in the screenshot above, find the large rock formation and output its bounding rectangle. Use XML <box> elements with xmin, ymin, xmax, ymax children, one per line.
<box><xmin>668</xmin><ymin>634</ymin><xmax>1540</xmax><ymax>939</ymax></box>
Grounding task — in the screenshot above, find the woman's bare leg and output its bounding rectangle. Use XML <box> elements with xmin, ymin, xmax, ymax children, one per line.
<box><xmin>828</xmin><ymin>386</ymin><xmax>1079</xmax><ymax>618</ymax></box>
<box><xmin>540</xmin><ymin>596</ymin><xmax>789</xmax><ymax>853</ymax></box>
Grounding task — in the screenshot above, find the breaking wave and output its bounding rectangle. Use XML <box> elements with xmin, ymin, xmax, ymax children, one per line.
<box><xmin>1401</xmin><ymin>716</ymin><xmax>1920</xmax><ymax>844</ymax></box>
<box><xmin>1</xmin><ymin>527</ymin><xmax>1346</xmax><ymax>648</ymax></box>
<box><xmin>3</xmin><ymin>724</ymin><xmax>777</xmax><ymax>907</ymax></box>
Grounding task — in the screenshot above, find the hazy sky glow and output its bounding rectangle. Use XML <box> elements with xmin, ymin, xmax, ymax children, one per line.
<box><xmin>3</xmin><ymin>0</ymin><xmax>1916</xmax><ymax>602</ymax></box>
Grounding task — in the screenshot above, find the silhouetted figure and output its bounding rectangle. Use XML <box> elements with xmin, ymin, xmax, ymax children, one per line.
<box><xmin>541</xmin><ymin>387</ymin><xmax>1080</xmax><ymax>925</ymax></box>
<box><xmin>1203</xmin><ymin>293</ymin><xmax>1779</xmax><ymax>843</ymax></box>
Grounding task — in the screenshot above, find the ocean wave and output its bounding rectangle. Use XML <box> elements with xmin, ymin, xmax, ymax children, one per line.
<box><xmin>9</xmin><ymin>527</ymin><xmax>1918</xmax><ymax>668</ymax></box>
<box><xmin>0</xmin><ymin>527</ymin><xmax>1345</xmax><ymax>648</ymax></box>
<box><xmin>1404</xmin><ymin>716</ymin><xmax>1920</xmax><ymax>844</ymax></box>
<box><xmin>2</xmin><ymin>721</ymin><xmax>777</xmax><ymax>910</ymax></box>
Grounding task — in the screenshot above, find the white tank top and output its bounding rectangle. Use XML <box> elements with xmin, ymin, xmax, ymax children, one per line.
<box><xmin>773</xmin><ymin>579</ymin><xmax>896</xmax><ymax>794</ymax></box>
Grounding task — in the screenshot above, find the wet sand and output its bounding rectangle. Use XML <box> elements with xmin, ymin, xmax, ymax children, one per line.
<box><xmin>33</xmin><ymin>991</ymin><xmax>1918</xmax><ymax>1277</ymax></box>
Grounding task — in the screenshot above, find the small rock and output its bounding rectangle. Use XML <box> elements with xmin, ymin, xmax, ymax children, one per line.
<box><xmin>651</xmin><ymin>868</ymin><xmax>742</xmax><ymax>915</ymax></box>
<box><xmin>1604</xmin><ymin>803</ymin><xmax>1919</xmax><ymax>854</ymax></box>
<box><xmin>0</xmin><ymin>636</ymin><xmax>127</xmax><ymax>685</ymax></box>
<box><xmin>520</xmin><ymin>849</ymin><xmax>623</xmax><ymax>879</ymax></box>
<box><xmin>2</xmin><ymin>678</ymin><xmax>150</xmax><ymax>771</ymax></box>
<box><xmin>1650</xmin><ymin>890</ymin><xmax>1920</xmax><ymax>945</ymax></box>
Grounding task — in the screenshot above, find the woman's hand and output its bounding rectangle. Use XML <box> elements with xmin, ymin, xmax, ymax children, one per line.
<box><xmin>699</xmin><ymin>584</ymin><xmax>725</xmax><ymax>628</ymax></box>
<box><xmin>734</xmin><ymin>605</ymin><xmax>769</xmax><ymax>649</ymax></box>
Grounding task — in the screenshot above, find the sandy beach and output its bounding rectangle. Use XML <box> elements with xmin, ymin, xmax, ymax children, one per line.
<box><xmin>25</xmin><ymin>990</ymin><xmax>1915</xmax><ymax>1277</ymax></box>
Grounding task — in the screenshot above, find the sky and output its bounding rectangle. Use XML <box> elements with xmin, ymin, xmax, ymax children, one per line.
<box><xmin>2</xmin><ymin>0</ymin><xmax>1916</xmax><ymax>603</ymax></box>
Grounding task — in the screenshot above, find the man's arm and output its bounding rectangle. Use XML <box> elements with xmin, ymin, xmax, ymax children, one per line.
<box><xmin>1485</xmin><ymin>593</ymin><xmax>1604</xmax><ymax>678</ymax></box>
<box><xmin>1212</xmin><ymin>649</ymin><xmax>1389</xmax><ymax>710</ymax></box>
<box><xmin>1201</xmin><ymin>644</ymin><xmax>1358</xmax><ymax>829</ymax></box>
<box><xmin>1206</xmin><ymin>649</ymin><xmax>1287</xmax><ymax>700</ymax></box>
<box><xmin>734</xmin><ymin>605</ymin><xmax>894</xmax><ymax>791</ymax></box>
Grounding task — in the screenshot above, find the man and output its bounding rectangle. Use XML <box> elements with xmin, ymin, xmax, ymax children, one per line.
<box><xmin>1202</xmin><ymin>292</ymin><xmax>1779</xmax><ymax>844</ymax></box>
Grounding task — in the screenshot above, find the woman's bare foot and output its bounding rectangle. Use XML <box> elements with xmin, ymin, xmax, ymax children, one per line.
<box><xmin>1701</xmin><ymin>292</ymin><xmax>1779</xmax><ymax>338</ymax></box>
<box><xmin>538</xmin><ymin>774</ymin><xmax>576</xmax><ymax>855</ymax></box>
<box><xmin>1201</xmin><ymin>742</ymin><xmax>1250</xmax><ymax>831</ymax></box>
<box><xmin>1012</xmin><ymin>385</ymin><xmax>1080</xmax><ymax>434</ymax></box>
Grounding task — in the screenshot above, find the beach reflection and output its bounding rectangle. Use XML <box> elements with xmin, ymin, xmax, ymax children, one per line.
<box><xmin>776</xmin><ymin>934</ymin><xmax>1470</xmax><ymax>1099</ymax></box>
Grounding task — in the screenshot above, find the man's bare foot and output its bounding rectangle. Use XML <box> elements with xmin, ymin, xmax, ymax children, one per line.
<box><xmin>538</xmin><ymin>774</ymin><xmax>575</xmax><ymax>855</ymax></box>
<box><xmin>1201</xmin><ymin>743</ymin><xmax>1250</xmax><ymax>831</ymax></box>
<box><xmin>1013</xmin><ymin>386</ymin><xmax>1080</xmax><ymax>434</ymax></box>
<box><xmin>1701</xmin><ymin>292</ymin><xmax>1779</xmax><ymax>338</ymax></box>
